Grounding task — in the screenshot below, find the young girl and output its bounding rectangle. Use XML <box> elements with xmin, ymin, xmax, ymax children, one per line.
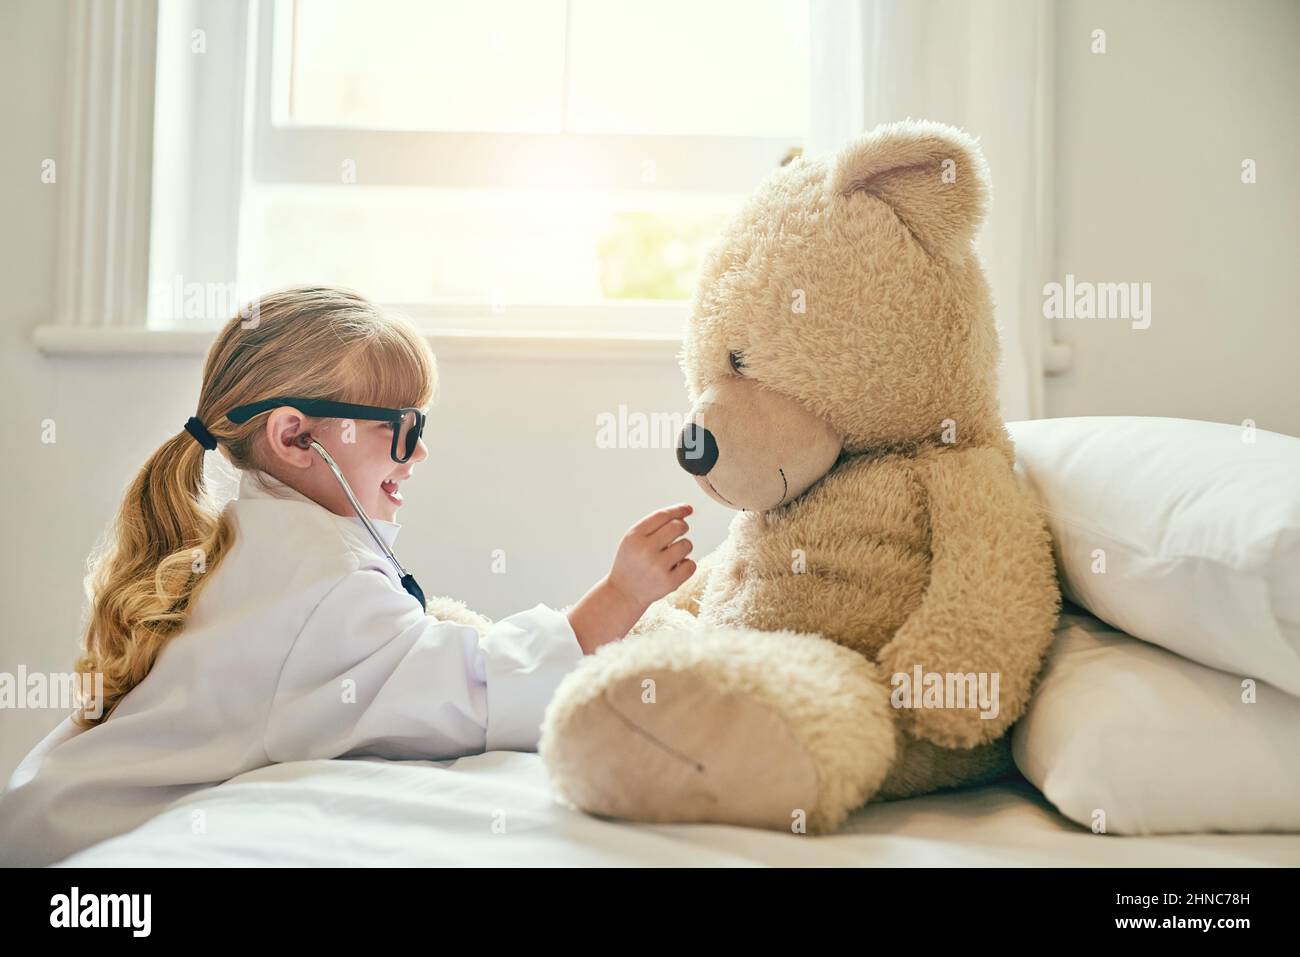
<box><xmin>0</xmin><ymin>285</ymin><xmax>695</xmax><ymax>866</ymax></box>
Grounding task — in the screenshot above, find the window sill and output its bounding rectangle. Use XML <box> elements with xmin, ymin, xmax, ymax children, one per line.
<box><xmin>31</xmin><ymin>324</ymin><xmax>685</xmax><ymax>362</ymax></box>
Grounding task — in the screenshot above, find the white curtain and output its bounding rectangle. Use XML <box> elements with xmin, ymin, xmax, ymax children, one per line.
<box><xmin>808</xmin><ymin>0</ymin><xmax>1055</xmax><ymax>421</ymax></box>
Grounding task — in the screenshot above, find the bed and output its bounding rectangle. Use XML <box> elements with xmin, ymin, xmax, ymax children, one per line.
<box><xmin>57</xmin><ymin>749</ymin><xmax>1300</xmax><ymax>867</ymax></box>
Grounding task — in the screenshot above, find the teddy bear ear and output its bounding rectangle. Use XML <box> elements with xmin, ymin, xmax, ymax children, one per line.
<box><xmin>829</xmin><ymin>119</ymin><xmax>990</xmax><ymax>256</ymax></box>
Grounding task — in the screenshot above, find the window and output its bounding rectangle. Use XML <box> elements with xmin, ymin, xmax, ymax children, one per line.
<box><xmin>149</xmin><ymin>0</ymin><xmax>810</xmax><ymax>333</ymax></box>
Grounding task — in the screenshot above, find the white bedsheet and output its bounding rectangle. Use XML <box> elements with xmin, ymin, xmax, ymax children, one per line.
<box><xmin>58</xmin><ymin>752</ymin><xmax>1300</xmax><ymax>867</ymax></box>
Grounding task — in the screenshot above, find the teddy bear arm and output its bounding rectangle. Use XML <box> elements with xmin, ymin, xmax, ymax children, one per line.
<box><xmin>665</xmin><ymin>542</ymin><xmax>725</xmax><ymax>615</ymax></box>
<box><xmin>876</xmin><ymin>447</ymin><xmax>1061</xmax><ymax>749</ymax></box>
<box><xmin>423</xmin><ymin>595</ymin><xmax>494</xmax><ymax>635</ymax></box>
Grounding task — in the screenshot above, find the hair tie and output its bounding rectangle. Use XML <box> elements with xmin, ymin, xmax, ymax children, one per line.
<box><xmin>184</xmin><ymin>416</ymin><xmax>217</xmax><ymax>451</ymax></box>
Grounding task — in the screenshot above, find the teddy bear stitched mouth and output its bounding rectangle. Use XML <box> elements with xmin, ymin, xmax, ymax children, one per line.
<box><xmin>707</xmin><ymin>468</ymin><xmax>788</xmax><ymax>510</ymax></box>
<box><xmin>704</xmin><ymin>476</ymin><xmax>737</xmax><ymax>507</ymax></box>
<box><xmin>773</xmin><ymin>468</ymin><xmax>789</xmax><ymax>508</ymax></box>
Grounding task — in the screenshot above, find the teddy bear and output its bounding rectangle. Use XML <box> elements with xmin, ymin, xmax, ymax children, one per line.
<box><xmin>538</xmin><ymin>120</ymin><xmax>1061</xmax><ymax>834</ymax></box>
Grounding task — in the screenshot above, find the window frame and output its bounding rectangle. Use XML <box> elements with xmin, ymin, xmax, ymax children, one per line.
<box><xmin>251</xmin><ymin>0</ymin><xmax>801</xmax><ymax>193</ymax></box>
<box><xmin>39</xmin><ymin>0</ymin><xmax>804</xmax><ymax>352</ymax></box>
<box><xmin>235</xmin><ymin>0</ymin><xmax>799</xmax><ymax>339</ymax></box>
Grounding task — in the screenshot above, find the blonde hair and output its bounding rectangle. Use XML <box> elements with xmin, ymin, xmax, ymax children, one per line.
<box><xmin>73</xmin><ymin>286</ymin><xmax>436</xmax><ymax>728</ymax></box>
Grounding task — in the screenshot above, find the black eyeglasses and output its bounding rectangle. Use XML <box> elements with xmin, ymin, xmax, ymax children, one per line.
<box><xmin>226</xmin><ymin>396</ymin><xmax>427</xmax><ymax>464</ymax></box>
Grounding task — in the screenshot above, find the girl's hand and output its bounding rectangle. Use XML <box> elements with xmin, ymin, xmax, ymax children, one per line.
<box><xmin>607</xmin><ymin>503</ymin><xmax>696</xmax><ymax>609</ymax></box>
<box><xmin>565</xmin><ymin>504</ymin><xmax>696</xmax><ymax>654</ymax></box>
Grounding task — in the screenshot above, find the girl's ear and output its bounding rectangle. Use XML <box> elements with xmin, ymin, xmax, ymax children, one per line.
<box><xmin>830</xmin><ymin>119</ymin><xmax>990</xmax><ymax>258</ymax></box>
<box><xmin>264</xmin><ymin>407</ymin><xmax>316</xmax><ymax>468</ymax></box>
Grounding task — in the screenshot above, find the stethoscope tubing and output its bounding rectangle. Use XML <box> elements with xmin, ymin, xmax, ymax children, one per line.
<box><xmin>309</xmin><ymin>440</ymin><xmax>415</xmax><ymax>585</ymax></box>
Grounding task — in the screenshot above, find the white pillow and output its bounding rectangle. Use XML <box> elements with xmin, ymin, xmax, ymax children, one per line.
<box><xmin>1012</xmin><ymin>609</ymin><xmax>1300</xmax><ymax>835</ymax></box>
<box><xmin>1008</xmin><ymin>416</ymin><xmax>1300</xmax><ymax>696</ymax></box>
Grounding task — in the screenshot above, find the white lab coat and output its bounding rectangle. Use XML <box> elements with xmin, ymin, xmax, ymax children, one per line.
<box><xmin>0</xmin><ymin>468</ymin><xmax>583</xmax><ymax>866</ymax></box>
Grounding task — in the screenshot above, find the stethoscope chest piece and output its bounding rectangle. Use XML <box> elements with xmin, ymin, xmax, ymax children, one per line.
<box><xmin>399</xmin><ymin>572</ymin><xmax>426</xmax><ymax>608</ymax></box>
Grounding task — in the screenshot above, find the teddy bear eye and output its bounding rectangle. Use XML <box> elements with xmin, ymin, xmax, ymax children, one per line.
<box><xmin>728</xmin><ymin>351</ymin><xmax>747</xmax><ymax>374</ymax></box>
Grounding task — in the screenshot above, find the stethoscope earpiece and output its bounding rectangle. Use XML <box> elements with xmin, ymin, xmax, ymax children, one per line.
<box><xmin>307</xmin><ymin>440</ymin><xmax>426</xmax><ymax>609</ymax></box>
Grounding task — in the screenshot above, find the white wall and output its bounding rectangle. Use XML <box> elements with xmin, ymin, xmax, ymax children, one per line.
<box><xmin>3</xmin><ymin>0</ymin><xmax>1297</xmax><ymax>782</ymax></box>
<box><xmin>1046</xmin><ymin>0</ymin><xmax>1300</xmax><ymax>433</ymax></box>
<box><xmin>1</xmin><ymin>0</ymin><xmax>76</xmax><ymax>781</ymax></box>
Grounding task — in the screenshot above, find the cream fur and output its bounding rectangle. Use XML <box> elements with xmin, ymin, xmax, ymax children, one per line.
<box><xmin>423</xmin><ymin>595</ymin><xmax>494</xmax><ymax>635</ymax></box>
<box><xmin>539</xmin><ymin>120</ymin><xmax>1060</xmax><ymax>833</ymax></box>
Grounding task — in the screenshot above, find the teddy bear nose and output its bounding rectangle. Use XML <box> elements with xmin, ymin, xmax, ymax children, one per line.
<box><xmin>677</xmin><ymin>423</ymin><xmax>718</xmax><ymax>476</ymax></box>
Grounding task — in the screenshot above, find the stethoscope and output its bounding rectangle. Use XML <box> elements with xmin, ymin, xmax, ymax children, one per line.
<box><xmin>308</xmin><ymin>439</ymin><xmax>427</xmax><ymax>609</ymax></box>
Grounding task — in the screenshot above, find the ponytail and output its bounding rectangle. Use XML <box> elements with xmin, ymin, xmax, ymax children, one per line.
<box><xmin>72</xmin><ymin>430</ymin><xmax>232</xmax><ymax>728</ymax></box>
